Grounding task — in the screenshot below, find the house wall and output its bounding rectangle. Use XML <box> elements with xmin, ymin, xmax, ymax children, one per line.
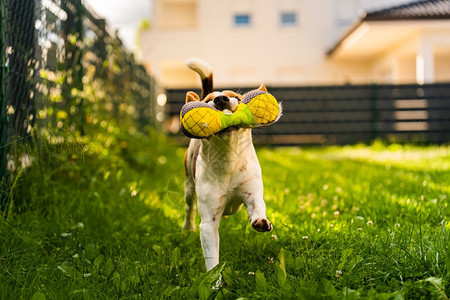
<box><xmin>138</xmin><ymin>0</ymin><xmax>448</xmax><ymax>88</ymax></box>
<box><xmin>435</xmin><ymin>52</ymin><xmax>450</xmax><ymax>83</ymax></box>
<box><xmin>428</xmin><ymin>30</ymin><xmax>450</xmax><ymax>83</ymax></box>
<box><xmin>369</xmin><ymin>25</ymin><xmax>450</xmax><ymax>84</ymax></box>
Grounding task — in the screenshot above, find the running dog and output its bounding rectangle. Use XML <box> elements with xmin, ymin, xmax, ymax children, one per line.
<box><xmin>182</xmin><ymin>58</ymin><xmax>280</xmax><ymax>271</ymax></box>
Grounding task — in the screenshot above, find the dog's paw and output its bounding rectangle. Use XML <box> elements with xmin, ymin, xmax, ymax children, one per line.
<box><xmin>250</xmin><ymin>218</ymin><xmax>273</xmax><ymax>232</ymax></box>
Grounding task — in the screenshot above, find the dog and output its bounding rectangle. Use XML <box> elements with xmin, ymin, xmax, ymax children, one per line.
<box><xmin>182</xmin><ymin>58</ymin><xmax>280</xmax><ymax>271</ymax></box>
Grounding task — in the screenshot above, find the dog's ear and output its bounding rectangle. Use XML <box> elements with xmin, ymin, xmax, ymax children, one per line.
<box><xmin>185</xmin><ymin>91</ymin><xmax>200</xmax><ymax>103</ymax></box>
<box><xmin>257</xmin><ymin>84</ymin><xmax>268</xmax><ymax>92</ymax></box>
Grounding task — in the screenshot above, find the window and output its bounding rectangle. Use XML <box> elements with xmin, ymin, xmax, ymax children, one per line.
<box><xmin>281</xmin><ymin>12</ymin><xmax>297</xmax><ymax>26</ymax></box>
<box><xmin>234</xmin><ymin>14</ymin><xmax>251</xmax><ymax>27</ymax></box>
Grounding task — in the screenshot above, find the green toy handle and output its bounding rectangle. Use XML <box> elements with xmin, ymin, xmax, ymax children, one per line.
<box><xmin>219</xmin><ymin>103</ymin><xmax>254</xmax><ymax>129</ymax></box>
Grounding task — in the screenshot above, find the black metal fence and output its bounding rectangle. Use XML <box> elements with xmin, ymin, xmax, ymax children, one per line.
<box><xmin>166</xmin><ymin>83</ymin><xmax>450</xmax><ymax>145</ymax></box>
<box><xmin>0</xmin><ymin>0</ymin><xmax>158</xmax><ymax>207</ymax></box>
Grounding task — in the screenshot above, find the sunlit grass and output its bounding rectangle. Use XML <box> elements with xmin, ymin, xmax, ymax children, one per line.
<box><xmin>0</xmin><ymin>132</ymin><xmax>449</xmax><ymax>299</ymax></box>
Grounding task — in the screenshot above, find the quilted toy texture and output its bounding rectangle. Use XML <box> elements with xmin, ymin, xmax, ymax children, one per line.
<box><xmin>180</xmin><ymin>89</ymin><xmax>280</xmax><ymax>139</ymax></box>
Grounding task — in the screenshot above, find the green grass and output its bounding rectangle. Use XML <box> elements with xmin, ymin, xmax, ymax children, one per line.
<box><xmin>1</xmin><ymin>129</ymin><xmax>449</xmax><ymax>299</ymax></box>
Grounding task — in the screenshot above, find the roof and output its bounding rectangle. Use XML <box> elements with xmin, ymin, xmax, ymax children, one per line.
<box><xmin>364</xmin><ymin>0</ymin><xmax>450</xmax><ymax>21</ymax></box>
<box><xmin>327</xmin><ymin>0</ymin><xmax>450</xmax><ymax>58</ymax></box>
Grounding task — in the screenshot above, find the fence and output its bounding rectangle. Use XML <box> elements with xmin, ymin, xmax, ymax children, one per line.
<box><xmin>0</xmin><ymin>0</ymin><xmax>158</xmax><ymax>208</ymax></box>
<box><xmin>165</xmin><ymin>83</ymin><xmax>450</xmax><ymax>145</ymax></box>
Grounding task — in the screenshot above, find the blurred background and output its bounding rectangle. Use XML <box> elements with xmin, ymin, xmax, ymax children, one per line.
<box><xmin>134</xmin><ymin>0</ymin><xmax>450</xmax><ymax>145</ymax></box>
<box><xmin>137</xmin><ymin>0</ymin><xmax>450</xmax><ymax>88</ymax></box>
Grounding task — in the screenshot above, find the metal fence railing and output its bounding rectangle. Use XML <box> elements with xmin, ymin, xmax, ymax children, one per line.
<box><xmin>0</xmin><ymin>0</ymin><xmax>159</xmax><ymax>208</ymax></box>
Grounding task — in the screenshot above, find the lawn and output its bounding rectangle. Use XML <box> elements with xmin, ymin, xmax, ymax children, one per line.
<box><xmin>1</xmin><ymin>128</ymin><xmax>449</xmax><ymax>299</ymax></box>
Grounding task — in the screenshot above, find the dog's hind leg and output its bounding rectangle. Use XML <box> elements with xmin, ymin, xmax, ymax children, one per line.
<box><xmin>182</xmin><ymin>174</ymin><xmax>196</xmax><ymax>231</ymax></box>
<box><xmin>182</xmin><ymin>145</ymin><xmax>198</xmax><ymax>231</ymax></box>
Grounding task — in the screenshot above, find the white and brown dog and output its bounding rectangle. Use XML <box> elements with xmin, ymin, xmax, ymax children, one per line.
<box><xmin>182</xmin><ymin>58</ymin><xmax>279</xmax><ymax>271</ymax></box>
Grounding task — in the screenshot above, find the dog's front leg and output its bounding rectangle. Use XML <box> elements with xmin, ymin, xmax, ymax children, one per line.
<box><xmin>197</xmin><ymin>187</ymin><xmax>224</xmax><ymax>271</ymax></box>
<box><xmin>240</xmin><ymin>178</ymin><xmax>273</xmax><ymax>232</ymax></box>
<box><xmin>199</xmin><ymin>218</ymin><xmax>220</xmax><ymax>270</ymax></box>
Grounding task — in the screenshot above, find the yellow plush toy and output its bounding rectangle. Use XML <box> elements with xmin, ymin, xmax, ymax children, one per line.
<box><xmin>180</xmin><ymin>89</ymin><xmax>280</xmax><ymax>139</ymax></box>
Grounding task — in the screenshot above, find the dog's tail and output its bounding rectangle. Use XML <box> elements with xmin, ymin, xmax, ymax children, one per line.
<box><xmin>185</xmin><ymin>58</ymin><xmax>213</xmax><ymax>100</ymax></box>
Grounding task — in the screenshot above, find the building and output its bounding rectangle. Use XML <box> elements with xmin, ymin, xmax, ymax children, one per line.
<box><xmin>138</xmin><ymin>0</ymin><xmax>450</xmax><ymax>88</ymax></box>
<box><xmin>328</xmin><ymin>0</ymin><xmax>450</xmax><ymax>85</ymax></box>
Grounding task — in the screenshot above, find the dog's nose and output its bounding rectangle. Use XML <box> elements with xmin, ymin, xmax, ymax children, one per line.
<box><xmin>213</xmin><ymin>95</ymin><xmax>229</xmax><ymax>105</ymax></box>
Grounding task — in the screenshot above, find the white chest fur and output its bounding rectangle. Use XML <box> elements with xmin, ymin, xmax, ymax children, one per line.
<box><xmin>197</xmin><ymin>129</ymin><xmax>260</xmax><ymax>187</ymax></box>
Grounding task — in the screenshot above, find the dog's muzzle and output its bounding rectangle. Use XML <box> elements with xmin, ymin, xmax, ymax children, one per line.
<box><xmin>213</xmin><ymin>95</ymin><xmax>231</xmax><ymax>111</ymax></box>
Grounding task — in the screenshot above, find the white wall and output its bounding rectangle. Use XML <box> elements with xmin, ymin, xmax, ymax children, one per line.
<box><xmin>369</xmin><ymin>23</ymin><xmax>450</xmax><ymax>84</ymax></box>
<box><xmin>138</xmin><ymin>0</ymin><xmax>448</xmax><ymax>88</ymax></box>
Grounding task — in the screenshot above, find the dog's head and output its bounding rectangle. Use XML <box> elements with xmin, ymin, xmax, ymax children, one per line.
<box><xmin>185</xmin><ymin>84</ymin><xmax>268</xmax><ymax>115</ymax></box>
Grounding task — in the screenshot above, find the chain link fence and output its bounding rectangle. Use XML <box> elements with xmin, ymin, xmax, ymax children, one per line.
<box><xmin>0</xmin><ymin>0</ymin><xmax>160</xmax><ymax>208</ymax></box>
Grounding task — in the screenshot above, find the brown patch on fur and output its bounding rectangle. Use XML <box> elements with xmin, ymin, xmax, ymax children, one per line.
<box><xmin>201</xmin><ymin>74</ymin><xmax>213</xmax><ymax>100</ymax></box>
<box><xmin>203</xmin><ymin>90</ymin><xmax>243</xmax><ymax>103</ymax></box>
<box><xmin>252</xmin><ymin>218</ymin><xmax>272</xmax><ymax>232</ymax></box>
<box><xmin>183</xmin><ymin>149</ymin><xmax>189</xmax><ymax>177</ymax></box>
<box><xmin>258</xmin><ymin>84</ymin><xmax>268</xmax><ymax>92</ymax></box>
<box><xmin>185</xmin><ymin>91</ymin><xmax>200</xmax><ymax>103</ymax></box>
<box><xmin>243</xmin><ymin>191</ymin><xmax>253</xmax><ymax>199</ymax></box>
<box><xmin>202</xmin><ymin>93</ymin><xmax>215</xmax><ymax>103</ymax></box>
<box><xmin>190</xmin><ymin>139</ymin><xmax>201</xmax><ymax>179</ymax></box>
<box><xmin>222</xmin><ymin>90</ymin><xmax>242</xmax><ymax>100</ymax></box>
